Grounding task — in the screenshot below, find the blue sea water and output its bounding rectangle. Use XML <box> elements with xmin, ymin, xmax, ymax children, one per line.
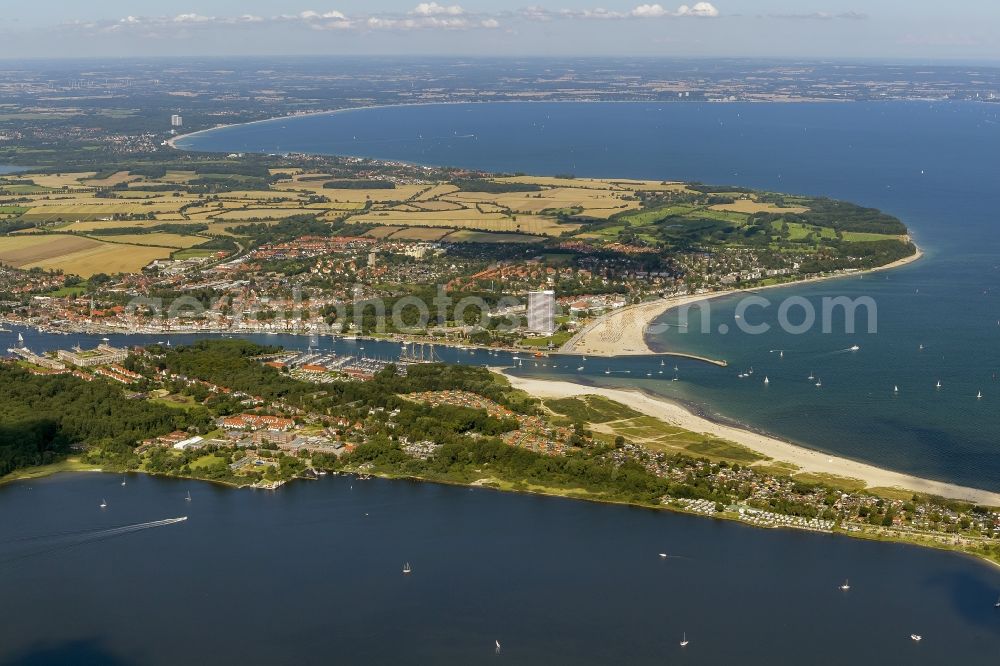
<box><xmin>179</xmin><ymin>101</ymin><xmax>1000</xmax><ymax>492</ymax></box>
<box><xmin>4</xmin><ymin>101</ymin><xmax>1000</xmax><ymax>665</ymax></box>
<box><xmin>1</xmin><ymin>472</ymin><xmax>998</xmax><ymax>665</ymax></box>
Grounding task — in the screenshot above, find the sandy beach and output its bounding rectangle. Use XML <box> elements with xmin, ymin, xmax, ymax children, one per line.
<box><xmin>561</xmin><ymin>247</ymin><xmax>924</xmax><ymax>359</ymax></box>
<box><xmin>499</xmin><ymin>369</ymin><xmax>1000</xmax><ymax>506</ymax></box>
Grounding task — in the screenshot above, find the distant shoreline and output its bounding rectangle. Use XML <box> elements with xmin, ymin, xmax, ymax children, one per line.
<box><xmin>166</xmin><ymin>98</ymin><xmax>864</xmax><ymax>152</ymax></box>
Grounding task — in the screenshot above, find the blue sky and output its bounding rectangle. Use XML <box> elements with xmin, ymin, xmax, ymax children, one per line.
<box><xmin>3</xmin><ymin>1</ymin><xmax>999</xmax><ymax>59</ymax></box>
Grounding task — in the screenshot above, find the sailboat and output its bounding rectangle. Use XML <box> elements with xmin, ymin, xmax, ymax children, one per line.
<box><xmin>495</xmin><ymin>640</ymin><xmax>502</xmax><ymax>654</ymax></box>
<box><xmin>936</xmin><ymin>380</ymin><xmax>942</xmax><ymax>389</ymax></box>
<box><xmin>763</xmin><ymin>376</ymin><xmax>769</xmax><ymax>385</ymax></box>
<box><xmin>99</xmin><ymin>498</ymin><xmax>107</xmax><ymax>509</ymax></box>
<box><xmin>680</xmin><ymin>633</ymin><xmax>689</xmax><ymax>647</ymax></box>
<box><xmin>893</xmin><ymin>385</ymin><xmax>899</xmax><ymax>394</ymax></box>
<box><xmin>808</xmin><ymin>371</ymin><xmax>814</xmax><ymax>380</ymax></box>
<box><xmin>977</xmin><ymin>390</ymin><xmax>983</xmax><ymax>399</ymax></box>
<box><xmin>993</xmin><ymin>595</ymin><xmax>999</xmax><ymax>609</ymax></box>
<box><xmin>402</xmin><ymin>562</ymin><xmax>412</xmax><ymax>575</ymax></box>
<box><xmin>660</xmin><ymin>359</ymin><xmax>665</xmax><ymax>367</ymax></box>
<box><xmin>17</xmin><ymin>332</ymin><xmax>24</xmax><ymax>345</ymax></box>
<box><xmin>605</xmin><ymin>368</ymin><xmax>611</xmax><ymax>375</ymax></box>
<box><xmin>910</xmin><ymin>634</ymin><xmax>922</xmax><ymax>642</ymax></box>
<box><xmin>815</xmin><ymin>378</ymin><xmax>822</xmax><ymax>387</ymax></box>
<box><xmin>185</xmin><ymin>491</ymin><xmax>192</xmax><ymax>502</ymax></box>
<box><xmin>121</xmin><ymin>475</ymin><xmax>126</xmax><ymax>487</ymax></box>
<box><xmin>840</xmin><ymin>579</ymin><xmax>851</xmax><ymax>591</ymax></box>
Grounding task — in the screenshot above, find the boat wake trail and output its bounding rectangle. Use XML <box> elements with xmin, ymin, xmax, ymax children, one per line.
<box><xmin>0</xmin><ymin>517</ymin><xmax>187</xmax><ymax>564</ymax></box>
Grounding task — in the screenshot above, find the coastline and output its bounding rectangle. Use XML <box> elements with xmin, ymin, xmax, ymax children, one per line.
<box><xmin>562</xmin><ymin>245</ymin><xmax>924</xmax><ymax>359</ymax></box>
<box><xmin>496</xmin><ymin>368</ymin><xmax>1000</xmax><ymax>506</ymax></box>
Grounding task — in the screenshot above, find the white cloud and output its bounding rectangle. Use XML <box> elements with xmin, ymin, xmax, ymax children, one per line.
<box><xmin>299</xmin><ymin>10</ymin><xmax>348</xmax><ymax>20</ymax></box>
<box><xmin>480</xmin><ymin>18</ymin><xmax>500</xmax><ymax>28</ymax></box>
<box><xmin>631</xmin><ymin>4</ymin><xmax>668</xmax><ymax>18</ymax></box>
<box><xmin>676</xmin><ymin>2</ymin><xmax>719</xmax><ymax>18</ymax></box>
<box><xmin>411</xmin><ymin>3</ymin><xmax>465</xmax><ymax>16</ymax></box>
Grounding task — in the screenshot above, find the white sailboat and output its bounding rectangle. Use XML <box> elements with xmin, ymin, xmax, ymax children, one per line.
<box><xmin>815</xmin><ymin>378</ymin><xmax>822</xmax><ymax>387</ymax></box>
<box><xmin>185</xmin><ymin>491</ymin><xmax>192</xmax><ymax>502</ymax></box>
<box><xmin>121</xmin><ymin>475</ymin><xmax>126</xmax><ymax>487</ymax></box>
<box><xmin>993</xmin><ymin>595</ymin><xmax>999</xmax><ymax>608</ymax></box>
<box><xmin>936</xmin><ymin>380</ymin><xmax>941</xmax><ymax>389</ymax></box>
<box><xmin>402</xmin><ymin>562</ymin><xmax>412</xmax><ymax>575</ymax></box>
<box><xmin>910</xmin><ymin>634</ymin><xmax>922</xmax><ymax>642</ymax></box>
<box><xmin>894</xmin><ymin>385</ymin><xmax>899</xmax><ymax>394</ymax></box>
<box><xmin>977</xmin><ymin>390</ymin><xmax>983</xmax><ymax>399</ymax></box>
<box><xmin>840</xmin><ymin>579</ymin><xmax>851</xmax><ymax>591</ymax></box>
<box><xmin>808</xmin><ymin>371</ymin><xmax>814</xmax><ymax>380</ymax></box>
<box><xmin>99</xmin><ymin>498</ymin><xmax>107</xmax><ymax>509</ymax></box>
<box><xmin>763</xmin><ymin>376</ymin><xmax>769</xmax><ymax>385</ymax></box>
<box><xmin>495</xmin><ymin>640</ymin><xmax>502</xmax><ymax>654</ymax></box>
<box><xmin>680</xmin><ymin>633</ymin><xmax>689</xmax><ymax>647</ymax></box>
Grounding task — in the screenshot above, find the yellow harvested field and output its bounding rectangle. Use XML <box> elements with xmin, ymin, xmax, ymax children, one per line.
<box><xmin>24</xmin><ymin>201</ymin><xmax>188</xmax><ymax>218</ymax></box>
<box><xmin>364</xmin><ymin>226</ymin><xmax>403</xmax><ymax>239</ymax></box>
<box><xmin>306</xmin><ymin>202</ymin><xmax>365</xmax><ymax>211</ymax></box>
<box><xmin>0</xmin><ymin>235</ymin><xmax>99</xmax><ymax>266</ymax></box>
<box><xmin>274</xmin><ymin>181</ymin><xmax>427</xmax><ymax>201</ymax></box>
<box><xmin>710</xmin><ymin>200</ymin><xmax>809</xmax><ymax>214</ymax></box>
<box><xmin>60</xmin><ymin>220</ymin><xmax>164</xmax><ymax>232</ymax></box>
<box><xmin>449</xmin><ymin>187</ymin><xmax>635</xmax><ymax>214</ymax></box>
<box><xmin>83</xmin><ymin>171</ymin><xmax>139</xmax><ymax>186</ymax></box>
<box><xmin>212</xmin><ymin>208</ymin><xmax>313</xmax><ymax>220</ymax></box>
<box><xmin>0</xmin><ymin>234</ymin><xmax>171</xmax><ymax>276</ymax></box>
<box><xmin>216</xmin><ymin>190</ymin><xmax>306</xmax><ymax>201</ymax></box>
<box><xmin>409</xmin><ymin>200</ymin><xmax>465</xmax><ymax>211</ymax></box>
<box><xmin>20</xmin><ymin>172</ymin><xmax>96</xmax><ymax>188</ymax></box>
<box><xmin>496</xmin><ymin>175</ymin><xmax>691</xmax><ymax>194</ymax></box>
<box><xmin>89</xmin><ymin>233</ymin><xmax>207</xmax><ymax>248</ymax></box>
<box><xmin>496</xmin><ymin>176</ymin><xmax>616</xmax><ymax>190</ymax></box>
<box><xmin>415</xmin><ymin>184</ymin><xmax>459</xmax><ymax>200</ymax></box>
